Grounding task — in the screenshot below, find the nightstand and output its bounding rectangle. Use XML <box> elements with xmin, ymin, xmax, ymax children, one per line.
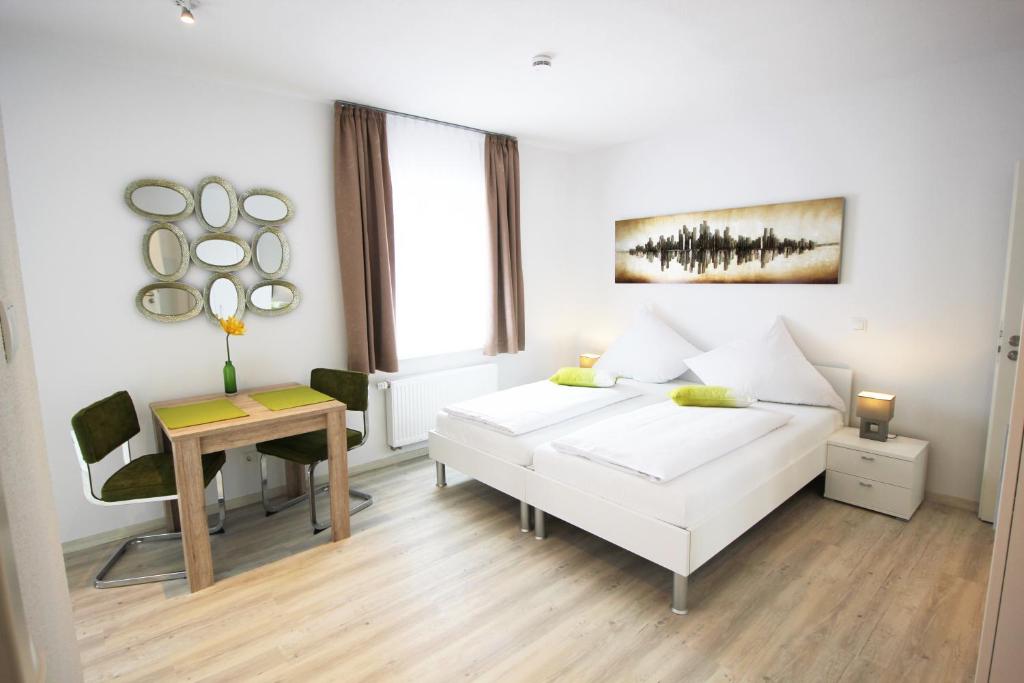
<box><xmin>824</xmin><ymin>427</ymin><xmax>928</xmax><ymax>520</ymax></box>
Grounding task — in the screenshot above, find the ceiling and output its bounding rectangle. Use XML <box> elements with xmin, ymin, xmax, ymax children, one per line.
<box><xmin>2</xmin><ymin>0</ymin><xmax>1023</xmax><ymax>150</ymax></box>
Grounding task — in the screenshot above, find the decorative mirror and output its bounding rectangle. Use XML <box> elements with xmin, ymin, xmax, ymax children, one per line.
<box><xmin>142</xmin><ymin>223</ymin><xmax>189</xmax><ymax>282</ymax></box>
<box><xmin>247</xmin><ymin>280</ymin><xmax>300</xmax><ymax>316</ymax></box>
<box><xmin>125</xmin><ymin>179</ymin><xmax>194</xmax><ymax>222</ymax></box>
<box><xmin>195</xmin><ymin>176</ymin><xmax>238</xmax><ymax>233</ymax></box>
<box><xmin>135</xmin><ymin>282</ymin><xmax>204</xmax><ymax>322</ymax></box>
<box><xmin>251</xmin><ymin>226</ymin><xmax>290</xmax><ymax>279</ymax></box>
<box><xmin>190</xmin><ymin>233</ymin><xmax>252</xmax><ymax>273</ymax></box>
<box><xmin>204</xmin><ymin>273</ymin><xmax>245</xmax><ymax>323</ymax></box>
<box><xmin>128</xmin><ymin>175</ymin><xmax>300</xmax><ymax>323</ymax></box>
<box><xmin>239</xmin><ymin>188</ymin><xmax>294</xmax><ymax>226</ymax></box>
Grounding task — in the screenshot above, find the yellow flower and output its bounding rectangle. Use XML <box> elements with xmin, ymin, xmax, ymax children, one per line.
<box><xmin>218</xmin><ymin>316</ymin><xmax>246</xmax><ymax>336</ymax></box>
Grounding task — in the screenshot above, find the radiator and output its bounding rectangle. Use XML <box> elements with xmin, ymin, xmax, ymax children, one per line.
<box><xmin>379</xmin><ymin>364</ymin><xmax>498</xmax><ymax>448</ymax></box>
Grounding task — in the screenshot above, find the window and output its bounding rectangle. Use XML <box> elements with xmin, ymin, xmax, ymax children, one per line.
<box><xmin>388</xmin><ymin>114</ymin><xmax>489</xmax><ymax>359</ymax></box>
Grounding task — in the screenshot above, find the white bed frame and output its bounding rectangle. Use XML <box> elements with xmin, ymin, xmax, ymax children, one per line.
<box><xmin>427</xmin><ymin>366</ymin><xmax>853</xmax><ymax>614</ymax></box>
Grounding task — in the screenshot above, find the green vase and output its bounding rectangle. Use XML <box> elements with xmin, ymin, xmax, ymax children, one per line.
<box><xmin>223</xmin><ymin>360</ymin><xmax>237</xmax><ymax>395</ymax></box>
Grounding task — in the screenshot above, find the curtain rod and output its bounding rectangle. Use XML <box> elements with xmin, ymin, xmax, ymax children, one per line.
<box><xmin>335</xmin><ymin>99</ymin><xmax>516</xmax><ymax>140</ymax></box>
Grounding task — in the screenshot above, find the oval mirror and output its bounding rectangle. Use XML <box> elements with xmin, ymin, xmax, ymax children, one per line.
<box><xmin>204</xmin><ymin>274</ymin><xmax>245</xmax><ymax>323</ymax></box>
<box><xmin>239</xmin><ymin>188</ymin><xmax>293</xmax><ymax>226</ymax></box>
<box><xmin>135</xmin><ymin>283</ymin><xmax>203</xmax><ymax>323</ymax></box>
<box><xmin>190</xmin><ymin>234</ymin><xmax>252</xmax><ymax>273</ymax></box>
<box><xmin>251</xmin><ymin>226</ymin><xmax>290</xmax><ymax>278</ymax></box>
<box><xmin>196</xmin><ymin>176</ymin><xmax>238</xmax><ymax>233</ymax></box>
<box><xmin>247</xmin><ymin>280</ymin><xmax>301</xmax><ymax>316</ymax></box>
<box><xmin>125</xmin><ymin>179</ymin><xmax>194</xmax><ymax>221</ymax></box>
<box><xmin>143</xmin><ymin>223</ymin><xmax>189</xmax><ymax>282</ymax></box>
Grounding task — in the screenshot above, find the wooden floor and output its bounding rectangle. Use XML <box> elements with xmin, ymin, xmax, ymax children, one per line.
<box><xmin>65</xmin><ymin>457</ymin><xmax>993</xmax><ymax>682</ymax></box>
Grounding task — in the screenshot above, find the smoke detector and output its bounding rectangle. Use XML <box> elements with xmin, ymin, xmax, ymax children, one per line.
<box><xmin>532</xmin><ymin>54</ymin><xmax>553</xmax><ymax>70</ymax></box>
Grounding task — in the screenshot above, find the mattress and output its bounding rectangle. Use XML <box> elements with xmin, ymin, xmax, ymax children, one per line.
<box><xmin>433</xmin><ymin>378</ymin><xmax>693</xmax><ymax>466</ymax></box>
<box><xmin>532</xmin><ymin>402</ymin><xmax>843</xmax><ymax>529</ymax></box>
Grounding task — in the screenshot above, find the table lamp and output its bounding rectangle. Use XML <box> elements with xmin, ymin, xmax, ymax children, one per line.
<box><xmin>579</xmin><ymin>353</ymin><xmax>600</xmax><ymax>369</ymax></box>
<box><xmin>857</xmin><ymin>391</ymin><xmax>895</xmax><ymax>442</ymax></box>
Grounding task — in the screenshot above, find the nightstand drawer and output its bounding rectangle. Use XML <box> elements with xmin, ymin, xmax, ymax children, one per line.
<box><xmin>825</xmin><ymin>470</ymin><xmax>916</xmax><ymax>519</ymax></box>
<box><xmin>827</xmin><ymin>444</ymin><xmax>914</xmax><ymax>487</ymax></box>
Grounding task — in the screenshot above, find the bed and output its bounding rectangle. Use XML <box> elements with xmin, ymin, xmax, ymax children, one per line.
<box><xmin>430</xmin><ymin>378</ymin><xmax>693</xmax><ymax>528</ymax></box>
<box><xmin>427</xmin><ymin>365</ymin><xmax>852</xmax><ymax>614</ymax></box>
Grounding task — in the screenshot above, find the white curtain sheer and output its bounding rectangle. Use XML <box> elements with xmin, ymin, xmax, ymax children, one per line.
<box><xmin>387</xmin><ymin>114</ymin><xmax>489</xmax><ymax>360</ymax></box>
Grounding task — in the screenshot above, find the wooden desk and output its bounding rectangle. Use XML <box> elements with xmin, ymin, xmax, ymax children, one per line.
<box><xmin>150</xmin><ymin>384</ymin><xmax>350</xmax><ymax>593</ymax></box>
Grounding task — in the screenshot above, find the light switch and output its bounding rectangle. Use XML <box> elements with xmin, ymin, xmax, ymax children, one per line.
<box><xmin>0</xmin><ymin>301</ymin><xmax>17</xmax><ymax>362</ymax></box>
<box><xmin>850</xmin><ymin>317</ymin><xmax>867</xmax><ymax>332</ymax></box>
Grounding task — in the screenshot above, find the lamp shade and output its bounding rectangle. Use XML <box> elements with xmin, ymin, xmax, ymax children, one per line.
<box><xmin>856</xmin><ymin>391</ymin><xmax>895</xmax><ymax>421</ymax></box>
<box><xmin>579</xmin><ymin>353</ymin><xmax>600</xmax><ymax>369</ymax></box>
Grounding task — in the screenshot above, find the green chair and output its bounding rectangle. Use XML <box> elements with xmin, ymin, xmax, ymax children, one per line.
<box><xmin>71</xmin><ymin>390</ymin><xmax>228</xmax><ymax>589</ymax></box>
<box><xmin>256</xmin><ymin>368</ymin><xmax>372</xmax><ymax>533</ymax></box>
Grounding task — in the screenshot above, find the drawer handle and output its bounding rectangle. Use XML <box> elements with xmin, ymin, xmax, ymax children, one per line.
<box><xmin>858</xmin><ymin>481</ymin><xmax>873</xmax><ymax>488</ymax></box>
<box><xmin>860</xmin><ymin>455</ymin><xmax>875</xmax><ymax>462</ymax></box>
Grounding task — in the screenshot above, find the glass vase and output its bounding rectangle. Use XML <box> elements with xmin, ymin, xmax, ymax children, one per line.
<box><xmin>223</xmin><ymin>360</ymin><xmax>237</xmax><ymax>395</ymax></box>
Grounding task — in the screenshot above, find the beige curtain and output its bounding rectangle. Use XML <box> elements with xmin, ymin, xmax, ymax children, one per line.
<box><xmin>484</xmin><ymin>135</ymin><xmax>525</xmax><ymax>355</ymax></box>
<box><xmin>333</xmin><ymin>103</ymin><xmax>399</xmax><ymax>373</ymax></box>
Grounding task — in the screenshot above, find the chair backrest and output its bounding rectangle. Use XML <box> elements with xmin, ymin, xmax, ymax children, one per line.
<box><xmin>310</xmin><ymin>368</ymin><xmax>369</xmax><ymax>412</ymax></box>
<box><xmin>71</xmin><ymin>391</ymin><xmax>140</xmax><ymax>465</ymax></box>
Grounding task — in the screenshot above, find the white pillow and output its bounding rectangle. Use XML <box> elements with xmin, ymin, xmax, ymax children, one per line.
<box><xmin>594</xmin><ymin>310</ymin><xmax>702</xmax><ymax>383</ymax></box>
<box><xmin>685</xmin><ymin>318</ymin><xmax>846</xmax><ymax>412</ymax></box>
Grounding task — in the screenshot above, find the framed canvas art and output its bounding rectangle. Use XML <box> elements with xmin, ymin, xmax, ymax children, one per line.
<box><xmin>615</xmin><ymin>197</ymin><xmax>844</xmax><ymax>284</ymax></box>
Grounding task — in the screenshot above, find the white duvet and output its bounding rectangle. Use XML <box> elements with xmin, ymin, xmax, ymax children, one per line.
<box><xmin>444</xmin><ymin>381</ymin><xmax>641</xmax><ymax>436</ymax></box>
<box><xmin>550</xmin><ymin>402</ymin><xmax>793</xmax><ymax>482</ymax></box>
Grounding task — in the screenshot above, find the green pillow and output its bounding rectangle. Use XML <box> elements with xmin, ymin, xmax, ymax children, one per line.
<box><xmin>549</xmin><ymin>367</ymin><xmax>617</xmax><ymax>388</ymax></box>
<box><xmin>669</xmin><ymin>385</ymin><xmax>755</xmax><ymax>408</ymax></box>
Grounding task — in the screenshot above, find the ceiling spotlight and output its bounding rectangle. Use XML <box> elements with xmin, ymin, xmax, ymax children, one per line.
<box><xmin>176</xmin><ymin>0</ymin><xmax>195</xmax><ymax>24</ymax></box>
<box><xmin>532</xmin><ymin>54</ymin><xmax>553</xmax><ymax>70</ymax></box>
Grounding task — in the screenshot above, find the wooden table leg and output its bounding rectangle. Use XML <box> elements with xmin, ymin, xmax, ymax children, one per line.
<box><xmin>284</xmin><ymin>462</ymin><xmax>307</xmax><ymax>498</ymax></box>
<box><xmin>326</xmin><ymin>409</ymin><xmax>351</xmax><ymax>540</ymax></box>
<box><xmin>171</xmin><ymin>436</ymin><xmax>214</xmax><ymax>592</ymax></box>
<box><xmin>153</xmin><ymin>415</ymin><xmax>181</xmax><ymax>532</ymax></box>
<box><xmin>163</xmin><ymin>501</ymin><xmax>181</xmax><ymax>533</ymax></box>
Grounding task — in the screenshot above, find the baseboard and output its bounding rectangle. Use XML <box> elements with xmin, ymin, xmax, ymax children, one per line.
<box><xmin>61</xmin><ymin>518</ymin><xmax>166</xmax><ymax>555</ymax></box>
<box><xmin>926</xmin><ymin>491</ymin><xmax>978</xmax><ymax>513</ymax></box>
<box><xmin>306</xmin><ymin>448</ymin><xmax>427</xmax><ymax>488</ymax></box>
<box><xmin>61</xmin><ymin>486</ymin><xmax>289</xmax><ymax>554</ymax></box>
<box><xmin>351</xmin><ymin>446</ymin><xmax>427</xmax><ymax>475</ymax></box>
<box><xmin>61</xmin><ymin>448</ymin><xmax>429</xmax><ymax>554</ymax></box>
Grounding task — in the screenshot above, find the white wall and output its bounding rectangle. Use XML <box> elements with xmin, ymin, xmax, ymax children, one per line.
<box><xmin>0</xmin><ymin>46</ymin><xmax>575</xmax><ymax>542</ymax></box>
<box><xmin>567</xmin><ymin>49</ymin><xmax>1024</xmax><ymax>503</ymax></box>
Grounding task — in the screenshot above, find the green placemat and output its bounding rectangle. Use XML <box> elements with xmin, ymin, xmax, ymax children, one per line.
<box><xmin>155</xmin><ymin>398</ymin><xmax>248</xmax><ymax>430</ymax></box>
<box><xmin>250</xmin><ymin>386</ymin><xmax>334</xmax><ymax>411</ymax></box>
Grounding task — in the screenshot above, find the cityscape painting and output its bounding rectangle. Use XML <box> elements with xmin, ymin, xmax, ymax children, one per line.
<box><xmin>615</xmin><ymin>197</ymin><xmax>845</xmax><ymax>284</ymax></box>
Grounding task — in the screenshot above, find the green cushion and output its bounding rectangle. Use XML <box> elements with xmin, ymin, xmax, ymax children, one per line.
<box><xmin>549</xmin><ymin>367</ymin><xmax>617</xmax><ymax>388</ymax></box>
<box><xmin>71</xmin><ymin>391</ymin><xmax>140</xmax><ymax>465</ymax></box>
<box><xmin>669</xmin><ymin>385</ymin><xmax>756</xmax><ymax>408</ymax></box>
<box><xmin>100</xmin><ymin>451</ymin><xmax>226</xmax><ymax>503</ymax></box>
<box><xmin>255</xmin><ymin>428</ymin><xmax>364</xmax><ymax>465</ymax></box>
<box><xmin>311</xmin><ymin>368</ymin><xmax>369</xmax><ymax>412</ymax></box>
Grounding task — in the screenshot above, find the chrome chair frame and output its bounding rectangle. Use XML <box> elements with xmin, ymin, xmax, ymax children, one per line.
<box><xmin>258</xmin><ymin>409</ymin><xmax>373</xmax><ymax>533</ymax></box>
<box><xmin>72</xmin><ymin>429</ymin><xmax>227</xmax><ymax>589</ymax></box>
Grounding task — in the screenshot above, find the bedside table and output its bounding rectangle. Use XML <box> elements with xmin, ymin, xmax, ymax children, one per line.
<box><xmin>824</xmin><ymin>427</ymin><xmax>928</xmax><ymax>520</ymax></box>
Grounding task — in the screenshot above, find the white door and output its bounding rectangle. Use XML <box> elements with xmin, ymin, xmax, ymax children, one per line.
<box><xmin>980</xmin><ymin>161</ymin><xmax>1024</xmax><ymax>522</ymax></box>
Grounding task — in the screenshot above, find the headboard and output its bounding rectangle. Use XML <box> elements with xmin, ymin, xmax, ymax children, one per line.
<box><xmin>814</xmin><ymin>365</ymin><xmax>854</xmax><ymax>426</ymax></box>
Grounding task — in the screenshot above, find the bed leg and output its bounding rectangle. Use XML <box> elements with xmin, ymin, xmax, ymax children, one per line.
<box><xmin>435</xmin><ymin>462</ymin><xmax>447</xmax><ymax>488</ymax></box>
<box><xmin>672</xmin><ymin>573</ymin><xmax>688</xmax><ymax>615</ymax></box>
<box><xmin>520</xmin><ymin>501</ymin><xmax>532</xmax><ymax>532</ymax></box>
<box><xmin>534</xmin><ymin>510</ymin><xmax>546</xmax><ymax>540</ymax></box>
